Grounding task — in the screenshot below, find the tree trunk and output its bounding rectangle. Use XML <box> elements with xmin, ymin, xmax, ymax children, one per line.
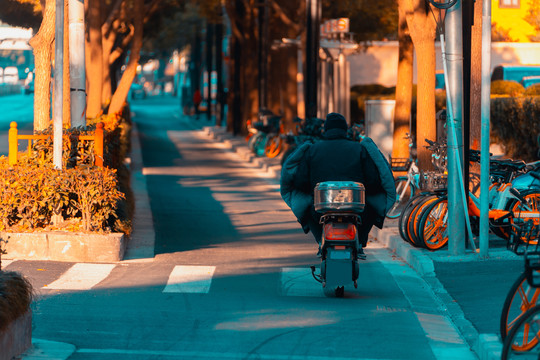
<box><xmin>469</xmin><ymin>0</ymin><xmax>483</xmax><ymax>194</ymax></box>
<box><xmin>393</xmin><ymin>4</ymin><xmax>414</xmax><ymax>160</ymax></box>
<box><xmin>224</xmin><ymin>0</ymin><xmax>258</xmax><ymax>136</ymax></box>
<box><xmin>403</xmin><ymin>0</ymin><xmax>438</xmax><ymax>170</ymax></box>
<box><xmin>269</xmin><ymin>46</ymin><xmax>298</xmax><ymax>131</ymax></box>
<box><xmin>414</xmin><ymin>40</ymin><xmax>437</xmax><ymax>169</ymax></box>
<box><xmin>107</xmin><ymin>0</ymin><xmax>143</xmax><ymax>115</ymax></box>
<box><xmin>29</xmin><ymin>0</ymin><xmax>56</xmax><ymax>132</ymax></box>
<box><xmin>101</xmin><ymin>32</ymin><xmax>114</xmax><ymax>106</ymax></box>
<box><xmin>86</xmin><ymin>0</ymin><xmax>103</xmax><ymax>118</ymax></box>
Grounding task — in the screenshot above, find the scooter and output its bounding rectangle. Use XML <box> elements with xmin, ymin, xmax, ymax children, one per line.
<box><xmin>310</xmin><ymin>181</ymin><xmax>365</xmax><ymax>297</ymax></box>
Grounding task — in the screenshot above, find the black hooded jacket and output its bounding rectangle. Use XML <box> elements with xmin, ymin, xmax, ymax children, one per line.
<box><xmin>289</xmin><ymin>128</ymin><xmax>393</xmax><ymax>229</ymax></box>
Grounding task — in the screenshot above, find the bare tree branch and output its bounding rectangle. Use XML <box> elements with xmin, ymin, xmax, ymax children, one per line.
<box><xmin>269</xmin><ymin>0</ymin><xmax>299</xmax><ymax>32</ymax></box>
<box><xmin>143</xmin><ymin>0</ymin><xmax>162</xmax><ymax>23</ymax></box>
<box><xmin>102</xmin><ymin>0</ymin><xmax>123</xmax><ymax>37</ymax></box>
<box><xmin>109</xmin><ymin>24</ymin><xmax>134</xmax><ymax>64</ymax></box>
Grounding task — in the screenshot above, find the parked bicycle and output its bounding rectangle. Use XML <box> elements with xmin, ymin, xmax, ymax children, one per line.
<box><xmin>501</xmin><ymin>222</ymin><xmax>540</xmax><ymax>359</ymax></box>
<box><xmin>386</xmin><ymin>133</ymin><xmax>420</xmax><ymax>219</ymax></box>
<box><xmin>399</xmin><ymin>149</ymin><xmax>540</xmax><ymax>251</ymax></box>
<box><xmin>388</xmin><ymin>135</ymin><xmax>447</xmax><ymax>220</ymax></box>
<box><xmin>247</xmin><ymin>109</ymin><xmax>283</xmax><ymax>157</ymax></box>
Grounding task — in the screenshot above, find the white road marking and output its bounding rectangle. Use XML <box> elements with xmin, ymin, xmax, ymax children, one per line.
<box><xmin>415</xmin><ymin>312</ymin><xmax>477</xmax><ymax>360</ymax></box>
<box><xmin>1</xmin><ymin>260</ymin><xmax>13</xmax><ymax>268</ymax></box>
<box><xmin>280</xmin><ymin>267</ymin><xmax>323</xmax><ymax>297</ymax></box>
<box><xmin>77</xmin><ymin>348</ymin><xmax>393</xmax><ymax>360</ymax></box>
<box><xmin>44</xmin><ymin>263</ymin><xmax>116</xmax><ymax>290</ymax></box>
<box><xmin>163</xmin><ymin>265</ymin><xmax>215</xmax><ymax>293</ymax></box>
<box><xmin>371</xmin><ymin>248</ymin><xmax>477</xmax><ymax>359</ymax></box>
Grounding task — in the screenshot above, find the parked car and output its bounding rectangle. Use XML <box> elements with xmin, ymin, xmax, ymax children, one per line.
<box><xmin>521</xmin><ymin>75</ymin><xmax>540</xmax><ymax>88</ymax></box>
<box><xmin>491</xmin><ymin>64</ymin><xmax>540</xmax><ymax>83</ymax></box>
<box><xmin>3</xmin><ymin>67</ymin><xmax>19</xmax><ymax>84</ymax></box>
<box><xmin>130</xmin><ymin>82</ymin><xmax>146</xmax><ymax>99</ymax></box>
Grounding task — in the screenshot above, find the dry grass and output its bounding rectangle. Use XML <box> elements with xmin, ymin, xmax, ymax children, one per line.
<box><xmin>0</xmin><ymin>271</ymin><xmax>33</xmax><ymax>332</ymax></box>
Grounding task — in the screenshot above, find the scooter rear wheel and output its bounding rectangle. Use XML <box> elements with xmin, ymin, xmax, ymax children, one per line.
<box><xmin>323</xmin><ymin>285</ymin><xmax>345</xmax><ymax>298</ymax></box>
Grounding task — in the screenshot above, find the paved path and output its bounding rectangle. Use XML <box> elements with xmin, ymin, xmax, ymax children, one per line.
<box><xmin>16</xmin><ymin>96</ymin><xmax>477</xmax><ymax>359</ymax></box>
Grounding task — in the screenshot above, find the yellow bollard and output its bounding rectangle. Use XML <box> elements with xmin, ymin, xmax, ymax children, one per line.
<box><xmin>94</xmin><ymin>122</ymin><xmax>104</xmax><ymax>167</ymax></box>
<box><xmin>8</xmin><ymin>122</ymin><xmax>18</xmax><ymax>166</ymax></box>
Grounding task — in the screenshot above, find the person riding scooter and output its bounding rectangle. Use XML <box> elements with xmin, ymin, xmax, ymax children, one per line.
<box><xmin>280</xmin><ymin>112</ymin><xmax>396</xmax><ymax>257</ymax></box>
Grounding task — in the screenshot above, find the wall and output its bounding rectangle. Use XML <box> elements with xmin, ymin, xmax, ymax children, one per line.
<box><xmin>349</xmin><ymin>41</ymin><xmax>540</xmax><ymax>87</ymax></box>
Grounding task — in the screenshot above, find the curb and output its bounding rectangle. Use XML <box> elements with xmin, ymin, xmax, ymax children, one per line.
<box><xmin>371</xmin><ymin>225</ymin><xmax>503</xmax><ymax>360</ymax></box>
<box><xmin>21</xmin><ymin>338</ymin><xmax>76</xmax><ymax>360</ymax></box>
<box><xmin>123</xmin><ymin>121</ymin><xmax>155</xmax><ymax>260</ymax></box>
<box><xmin>202</xmin><ymin>126</ymin><xmax>503</xmax><ymax>360</ymax></box>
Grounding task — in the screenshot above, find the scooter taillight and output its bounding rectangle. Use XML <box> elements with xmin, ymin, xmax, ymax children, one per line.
<box><xmin>324</xmin><ymin>223</ymin><xmax>357</xmax><ymax>240</ymax></box>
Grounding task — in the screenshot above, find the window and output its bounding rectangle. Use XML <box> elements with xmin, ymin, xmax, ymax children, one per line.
<box><xmin>499</xmin><ymin>0</ymin><xmax>520</xmax><ymax>9</ymax></box>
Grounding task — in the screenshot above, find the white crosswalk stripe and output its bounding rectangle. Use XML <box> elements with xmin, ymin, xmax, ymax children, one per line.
<box><xmin>280</xmin><ymin>267</ymin><xmax>323</xmax><ymax>297</ymax></box>
<box><xmin>37</xmin><ymin>263</ymin><xmax>325</xmax><ymax>296</ymax></box>
<box><xmin>1</xmin><ymin>260</ymin><xmax>13</xmax><ymax>269</ymax></box>
<box><xmin>163</xmin><ymin>265</ymin><xmax>216</xmax><ymax>293</ymax></box>
<box><xmin>44</xmin><ymin>263</ymin><xmax>116</xmax><ymax>290</ymax></box>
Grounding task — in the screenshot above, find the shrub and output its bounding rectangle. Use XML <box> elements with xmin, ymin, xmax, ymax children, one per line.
<box><xmin>2</xmin><ymin>107</ymin><xmax>134</xmax><ymax>235</ymax></box>
<box><xmin>491</xmin><ymin>80</ymin><xmax>525</xmax><ymax>96</ymax></box>
<box><xmin>0</xmin><ymin>159</ymin><xmax>125</xmax><ymax>233</ymax></box>
<box><xmin>0</xmin><ymin>271</ymin><xmax>33</xmax><ymax>332</ymax></box>
<box><xmin>350</xmin><ymin>84</ymin><xmax>446</xmax><ymax>127</ymax></box>
<box><xmin>491</xmin><ymin>96</ymin><xmax>540</xmax><ymax>161</ymax></box>
<box><xmin>524</xmin><ymin>83</ymin><xmax>540</xmax><ymax>96</ymax></box>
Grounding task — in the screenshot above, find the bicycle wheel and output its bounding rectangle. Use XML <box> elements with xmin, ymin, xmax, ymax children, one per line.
<box><xmin>418</xmin><ymin>197</ymin><xmax>449</xmax><ymax>250</ymax></box>
<box><xmin>386</xmin><ymin>176</ymin><xmax>414</xmax><ymax>219</ymax></box>
<box><xmin>408</xmin><ymin>194</ymin><xmax>438</xmax><ymax>247</ymax></box>
<box><xmin>265</xmin><ymin>135</ymin><xmax>283</xmax><ymax>158</ymax></box>
<box><xmin>502</xmin><ymin>304</ymin><xmax>540</xmax><ymax>359</ymax></box>
<box><xmin>248</xmin><ymin>132</ymin><xmax>263</xmax><ymax>152</ymax></box>
<box><xmin>502</xmin><ymin>191</ymin><xmax>540</xmax><ymax>244</ymax></box>
<box><xmin>501</xmin><ymin>271</ymin><xmax>540</xmax><ymax>342</ymax></box>
<box><xmin>253</xmin><ymin>134</ymin><xmax>268</xmax><ymax>157</ymax></box>
<box><xmin>398</xmin><ymin>193</ymin><xmax>431</xmax><ymax>244</ymax></box>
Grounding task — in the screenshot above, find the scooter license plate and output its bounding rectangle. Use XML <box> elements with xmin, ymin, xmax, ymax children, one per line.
<box><xmin>329</xmin><ymin>249</ymin><xmax>351</xmax><ymax>260</ymax></box>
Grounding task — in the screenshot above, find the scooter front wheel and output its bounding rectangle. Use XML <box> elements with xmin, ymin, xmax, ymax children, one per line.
<box><xmin>323</xmin><ymin>285</ymin><xmax>345</xmax><ymax>298</ymax></box>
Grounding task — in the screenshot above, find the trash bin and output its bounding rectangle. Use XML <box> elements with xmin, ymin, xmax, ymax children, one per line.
<box><xmin>364</xmin><ymin>99</ymin><xmax>395</xmax><ymax>158</ymax></box>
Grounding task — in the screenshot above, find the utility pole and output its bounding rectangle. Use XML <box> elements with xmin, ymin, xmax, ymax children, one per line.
<box><xmin>479</xmin><ymin>0</ymin><xmax>492</xmax><ymax>257</ymax></box>
<box><xmin>205</xmin><ymin>22</ymin><xmax>213</xmax><ymax>121</ymax></box>
<box><xmin>305</xmin><ymin>0</ymin><xmax>321</xmax><ymax>119</ymax></box>
<box><xmin>445</xmin><ymin>0</ymin><xmax>466</xmax><ymax>255</ymax></box>
<box><xmin>215</xmin><ymin>21</ymin><xmax>224</xmax><ymax>127</ymax></box>
<box><xmin>53</xmin><ymin>0</ymin><xmax>64</xmax><ymax>170</ymax></box>
<box><xmin>258</xmin><ymin>0</ymin><xmax>269</xmax><ymax>111</ymax></box>
<box><xmin>69</xmin><ymin>0</ymin><xmax>86</xmax><ymax>128</ymax></box>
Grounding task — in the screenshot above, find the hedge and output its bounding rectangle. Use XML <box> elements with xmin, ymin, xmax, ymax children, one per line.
<box><xmin>351</xmin><ymin>84</ymin><xmax>540</xmax><ymax>161</ymax></box>
<box><xmin>491</xmin><ymin>96</ymin><xmax>540</xmax><ymax>161</ymax></box>
<box><xmin>0</xmin><ymin>106</ymin><xmax>133</xmax><ymax>234</ymax></box>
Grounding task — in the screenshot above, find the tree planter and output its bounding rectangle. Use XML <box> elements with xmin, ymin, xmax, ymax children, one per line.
<box><xmin>1</xmin><ymin>232</ymin><xmax>126</xmax><ymax>262</ymax></box>
<box><xmin>0</xmin><ymin>310</ymin><xmax>32</xmax><ymax>360</ymax></box>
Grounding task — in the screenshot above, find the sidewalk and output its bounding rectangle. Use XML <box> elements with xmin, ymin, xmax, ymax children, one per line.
<box><xmin>203</xmin><ymin>125</ymin><xmax>524</xmax><ymax>360</ymax></box>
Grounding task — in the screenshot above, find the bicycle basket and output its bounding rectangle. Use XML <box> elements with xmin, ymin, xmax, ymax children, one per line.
<box><xmin>419</xmin><ymin>171</ymin><xmax>448</xmax><ymax>191</ymax></box>
<box><xmin>390</xmin><ymin>157</ymin><xmax>411</xmax><ymax>172</ymax></box>
<box><xmin>525</xmin><ymin>254</ymin><xmax>540</xmax><ymax>287</ymax></box>
<box><xmin>507</xmin><ymin>220</ymin><xmax>540</xmax><ymax>255</ymax></box>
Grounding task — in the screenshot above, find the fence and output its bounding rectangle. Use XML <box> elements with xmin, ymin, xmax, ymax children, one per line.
<box><xmin>8</xmin><ymin>122</ymin><xmax>104</xmax><ymax>167</ymax></box>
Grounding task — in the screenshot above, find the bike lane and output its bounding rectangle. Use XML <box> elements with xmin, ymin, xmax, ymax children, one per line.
<box><xmin>130</xmin><ymin>97</ymin><xmax>478</xmax><ymax>359</ymax></box>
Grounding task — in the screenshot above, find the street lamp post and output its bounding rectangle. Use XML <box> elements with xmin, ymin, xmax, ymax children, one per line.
<box><xmin>53</xmin><ymin>0</ymin><xmax>64</xmax><ymax>170</ymax></box>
